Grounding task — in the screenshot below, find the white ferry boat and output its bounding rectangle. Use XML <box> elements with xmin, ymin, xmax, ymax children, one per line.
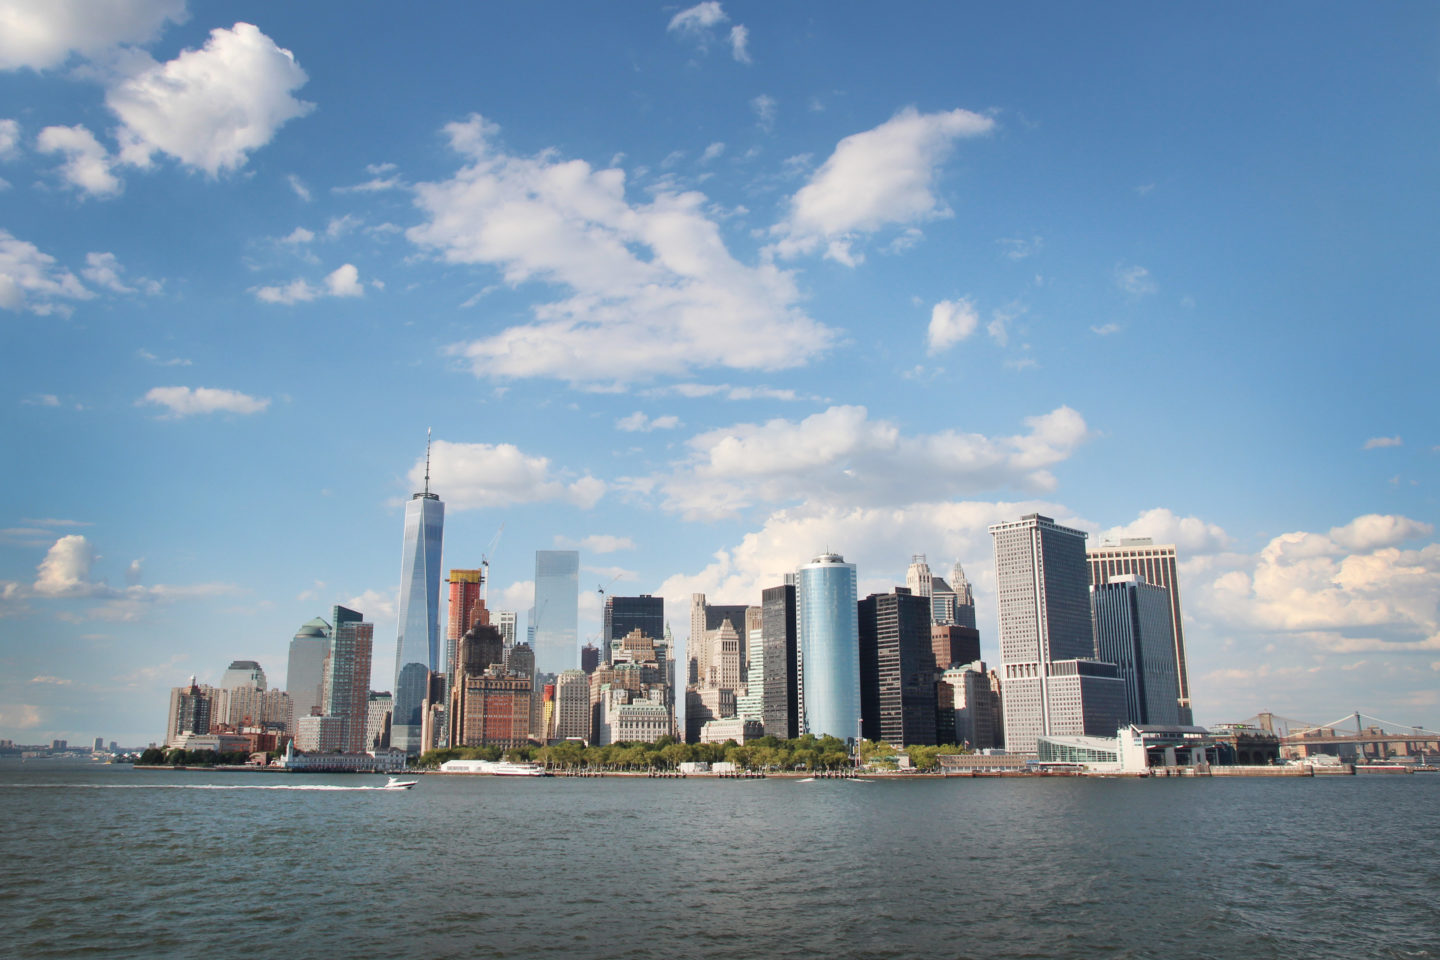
<box><xmin>438</xmin><ymin>759</ymin><xmax>550</xmax><ymax>776</ymax></box>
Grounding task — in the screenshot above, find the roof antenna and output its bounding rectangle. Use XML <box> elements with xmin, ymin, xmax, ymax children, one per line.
<box><xmin>424</xmin><ymin>427</ymin><xmax>432</xmax><ymax>496</ymax></box>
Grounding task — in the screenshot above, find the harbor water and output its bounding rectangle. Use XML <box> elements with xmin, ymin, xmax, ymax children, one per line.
<box><xmin>2</xmin><ymin>762</ymin><xmax>1437</xmax><ymax>959</ymax></box>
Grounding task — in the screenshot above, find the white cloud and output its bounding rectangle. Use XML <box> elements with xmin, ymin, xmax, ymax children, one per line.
<box><xmin>668</xmin><ymin>2</ymin><xmax>728</xmax><ymax>36</ymax></box>
<box><xmin>649</xmin><ymin>404</ymin><xmax>1090</xmax><ymax>520</ymax></box>
<box><xmin>729</xmin><ymin>25</ymin><xmax>751</xmax><ymax>64</ymax></box>
<box><xmin>108</xmin><ymin>22</ymin><xmax>313</xmax><ymax>176</ymax></box>
<box><xmin>927</xmin><ymin>297</ymin><xmax>979</xmax><ymax>354</ymax></box>
<box><xmin>769</xmin><ymin>107</ymin><xmax>994</xmax><ymax>266</ymax></box>
<box><xmin>343</xmin><ymin>588</ymin><xmax>396</xmax><ymax>623</ymax></box>
<box><xmin>37</xmin><ymin>124</ymin><xmax>122</xmax><ymax>197</ymax></box>
<box><xmin>750</xmin><ymin>93</ymin><xmax>776</xmax><ymax>131</ymax></box>
<box><xmin>1329</xmin><ymin>514</ymin><xmax>1433</xmax><ymax>553</ymax></box>
<box><xmin>412</xmin><ymin>440</ymin><xmax>605</xmax><ymax>510</ymax></box>
<box><xmin>0</xmin><ymin>118</ymin><xmax>20</xmax><ymax>156</ymax></box>
<box><xmin>138</xmin><ymin>386</ymin><xmax>270</xmax><ymax>417</ymax></box>
<box><xmin>254</xmin><ymin>263</ymin><xmax>364</xmax><ymax>304</ymax></box>
<box><xmin>0</xmin><ymin>229</ymin><xmax>92</xmax><ymax>315</ymax></box>
<box><xmin>1363</xmin><ymin>436</ymin><xmax>1402</xmax><ymax>450</ymax></box>
<box><xmin>555</xmin><ymin>534</ymin><xmax>636</xmax><ymax>554</ymax></box>
<box><xmin>324</xmin><ymin>263</ymin><xmax>363</xmax><ymax>297</ymax></box>
<box><xmin>410</xmin><ymin>114</ymin><xmax>835</xmax><ymax>384</ymax></box>
<box><xmin>286</xmin><ymin>173</ymin><xmax>311</xmax><ymax>202</ymax></box>
<box><xmin>0</xmin><ymin>0</ymin><xmax>186</xmax><ymax>71</ymax></box>
<box><xmin>280</xmin><ymin>227</ymin><xmax>315</xmax><ymax>245</ymax></box>
<box><xmin>1114</xmin><ymin>262</ymin><xmax>1157</xmax><ymax>296</ymax></box>
<box><xmin>643</xmin><ymin>383</ymin><xmax>800</xmax><ymax>402</ymax></box>
<box><xmin>616</xmin><ymin>411</ymin><xmax>681</xmax><ymax>432</ymax></box>
<box><xmin>81</xmin><ymin>252</ymin><xmax>136</xmax><ymax>292</ymax></box>
<box><xmin>1098</xmin><ymin>507</ymin><xmax>1233</xmax><ymax>555</ymax></box>
<box><xmin>700</xmin><ymin>141</ymin><xmax>725</xmax><ymax>163</ymax></box>
<box><xmin>1090</xmin><ymin>323</ymin><xmax>1121</xmax><ymax>336</ymax></box>
<box><xmin>33</xmin><ymin>534</ymin><xmax>94</xmax><ymax>597</ymax></box>
<box><xmin>22</xmin><ymin>394</ymin><xmax>61</xmax><ymax>407</ymax></box>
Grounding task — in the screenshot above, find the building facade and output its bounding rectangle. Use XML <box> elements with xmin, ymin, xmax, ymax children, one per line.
<box><xmin>285</xmin><ymin>617</ymin><xmax>330</xmax><ymax>722</ymax></box>
<box><xmin>323</xmin><ymin>604</ymin><xmax>374</xmax><ymax>754</ymax></box>
<box><xmin>603</xmin><ymin>595</ymin><xmax>664</xmax><ymax>653</ymax></box>
<box><xmin>1087</xmin><ymin>539</ymin><xmax>1193</xmax><ymax>724</ymax></box>
<box><xmin>1090</xmin><ymin>573</ymin><xmax>1181</xmax><ymax>726</ymax></box>
<box><xmin>858</xmin><ymin>589</ymin><xmax>938</xmax><ymax>746</ymax></box>
<box><xmin>931</xmin><ymin>624</ymin><xmax>981</xmax><ymax>670</ymax></box>
<box><xmin>533</xmin><ymin>550</ymin><xmax>579</xmax><ymax>675</ymax></box>
<box><xmin>761</xmin><ymin>583</ymin><xmax>798</xmax><ymax>740</ymax></box>
<box><xmin>446</xmin><ymin>568</ymin><xmax>485</xmax><ymax>687</ymax></box>
<box><xmin>393</xmin><ymin>449</ymin><xmax>444</xmax><ymax>755</ymax></box>
<box><xmin>797</xmin><ymin>553</ymin><xmax>860</xmax><ymax>741</ymax></box>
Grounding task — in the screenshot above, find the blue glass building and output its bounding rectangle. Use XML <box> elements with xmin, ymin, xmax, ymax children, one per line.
<box><xmin>392</xmin><ymin>443</ymin><xmax>444</xmax><ymax>755</ymax></box>
<box><xmin>533</xmin><ymin>550</ymin><xmax>579</xmax><ymax>676</ymax></box>
<box><xmin>797</xmin><ymin>553</ymin><xmax>860</xmax><ymax>741</ymax></box>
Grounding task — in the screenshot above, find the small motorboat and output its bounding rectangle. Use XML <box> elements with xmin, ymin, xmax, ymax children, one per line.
<box><xmin>383</xmin><ymin>776</ymin><xmax>418</xmax><ymax>790</ymax></box>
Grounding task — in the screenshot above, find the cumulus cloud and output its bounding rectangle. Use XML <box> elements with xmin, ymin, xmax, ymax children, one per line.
<box><xmin>412</xmin><ymin>440</ymin><xmax>605</xmax><ymax>510</ymax></box>
<box><xmin>668</xmin><ymin>2</ymin><xmax>727</xmax><ymax>35</ymax></box>
<box><xmin>24</xmin><ymin>534</ymin><xmax>233</xmax><ymax>620</ymax></box>
<box><xmin>647</xmin><ymin>404</ymin><xmax>1090</xmax><ymax>520</ymax></box>
<box><xmin>37</xmin><ymin>124</ymin><xmax>122</xmax><ymax>196</ymax></box>
<box><xmin>254</xmin><ymin>263</ymin><xmax>365</xmax><ymax>304</ymax></box>
<box><xmin>0</xmin><ymin>229</ymin><xmax>92</xmax><ymax>315</ymax></box>
<box><xmin>108</xmin><ymin>22</ymin><xmax>313</xmax><ymax>176</ymax></box>
<box><xmin>81</xmin><ymin>251</ymin><xmax>149</xmax><ymax>293</ymax></box>
<box><xmin>769</xmin><ymin>107</ymin><xmax>995</xmax><ymax>266</ymax></box>
<box><xmin>1097</xmin><ymin>507</ymin><xmax>1233</xmax><ymax>555</ymax></box>
<box><xmin>0</xmin><ymin>118</ymin><xmax>19</xmax><ymax>156</ymax></box>
<box><xmin>410</xmin><ymin>114</ymin><xmax>835</xmax><ymax>384</ymax></box>
<box><xmin>138</xmin><ymin>386</ymin><xmax>270</xmax><ymax>417</ymax></box>
<box><xmin>1194</xmin><ymin>516</ymin><xmax>1440</xmax><ymax>654</ymax></box>
<box><xmin>0</xmin><ymin>0</ymin><xmax>187</xmax><ymax>71</ymax></box>
<box><xmin>729</xmin><ymin>25</ymin><xmax>751</xmax><ymax>64</ymax></box>
<box><xmin>1363</xmin><ymin>436</ymin><xmax>1402</xmax><ymax>450</ymax></box>
<box><xmin>33</xmin><ymin>534</ymin><xmax>94</xmax><ymax>597</ymax></box>
<box><xmin>927</xmin><ymin>297</ymin><xmax>979</xmax><ymax>354</ymax></box>
<box><xmin>750</xmin><ymin>93</ymin><xmax>776</xmax><ymax>131</ymax></box>
<box><xmin>616</xmin><ymin>411</ymin><xmax>681</xmax><ymax>432</ymax></box>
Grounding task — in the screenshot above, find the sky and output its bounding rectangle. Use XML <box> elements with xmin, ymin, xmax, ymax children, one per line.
<box><xmin>1</xmin><ymin>1</ymin><xmax>1438</xmax><ymax>746</ymax></box>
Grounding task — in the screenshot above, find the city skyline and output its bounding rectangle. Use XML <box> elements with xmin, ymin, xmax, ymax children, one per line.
<box><xmin>2</xmin><ymin>3</ymin><xmax>1439</xmax><ymax>744</ymax></box>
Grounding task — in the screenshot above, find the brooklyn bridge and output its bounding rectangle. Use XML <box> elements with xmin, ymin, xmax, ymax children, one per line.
<box><xmin>1243</xmin><ymin>711</ymin><xmax>1440</xmax><ymax>763</ymax></box>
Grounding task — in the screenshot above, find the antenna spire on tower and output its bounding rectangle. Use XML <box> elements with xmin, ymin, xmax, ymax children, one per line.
<box><xmin>424</xmin><ymin>427</ymin><xmax>432</xmax><ymax>496</ymax></box>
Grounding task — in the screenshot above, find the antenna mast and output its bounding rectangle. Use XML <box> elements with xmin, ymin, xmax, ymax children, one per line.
<box><xmin>424</xmin><ymin>427</ymin><xmax>432</xmax><ymax>496</ymax></box>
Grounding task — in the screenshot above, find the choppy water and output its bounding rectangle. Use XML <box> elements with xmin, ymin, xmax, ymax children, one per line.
<box><xmin>2</xmin><ymin>762</ymin><xmax>1437</xmax><ymax>959</ymax></box>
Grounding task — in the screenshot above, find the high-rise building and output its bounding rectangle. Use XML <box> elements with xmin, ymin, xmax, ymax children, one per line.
<box><xmin>951</xmin><ymin>561</ymin><xmax>977</xmax><ymax>630</ymax></box>
<box><xmin>990</xmin><ymin>514</ymin><xmax>1125</xmax><ymax>754</ymax></box>
<box><xmin>166</xmin><ymin>678</ymin><xmax>212</xmax><ymax>746</ymax></box>
<box><xmin>580</xmin><ymin>643</ymin><xmax>600</xmax><ymax>674</ymax></box>
<box><xmin>603</xmin><ymin>595</ymin><xmax>664</xmax><ymax>655</ymax></box>
<box><xmin>905</xmin><ymin>555</ymin><xmax>934</xmax><ymax>601</ymax></box>
<box><xmin>1091</xmin><ymin>574</ymin><xmax>1181</xmax><ymax>726</ymax></box>
<box><xmin>797</xmin><ymin>553</ymin><xmax>860</xmax><ymax>741</ymax></box>
<box><xmin>687</xmin><ymin>594</ymin><xmax>750</xmax><ymax>687</ymax></box>
<box><xmin>938</xmin><ymin>661</ymin><xmax>999</xmax><ymax>749</ymax></box>
<box><xmin>932</xmin><ymin>624</ymin><xmax>981</xmax><ymax>670</ymax></box>
<box><xmin>220</xmin><ymin>660</ymin><xmax>266</xmax><ymax>690</ymax></box>
<box><xmin>533</xmin><ymin>550</ymin><xmax>579</xmax><ymax>675</ymax></box>
<box><xmin>761</xmin><ymin>583</ymin><xmax>798</xmax><ymax>739</ymax></box>
<box><xmin>496</xmin><ymin>610</ymin><xmax>518</xmax><ymax>647</ymax></box>
<box><xmin>366</xmin><ymin>691</ymin><xmax>393</xmax><ymax>750</ymax></box>
<box><xmin>858</xmin><ymin>589</ymin><xmax>937</xmax><ymax>746</ymax></box>
<box><xmin>1087</xmin><ymin>539</ymin><xmax>1193</xmax><ymax>724</ymax></box>
<box><xmin>553</xmin><ymin>669</ymin><xmax>592</xmax><ymax>742</ymax></box>
<box><xmin>446</xmin><ymin>569</ymin><xmax>485</xmax><ymax>680</ymax></box>
<box><xmin>393</xmin><ymin>436</ymin><xmax>444</xmax><ymax>755</ymax></box>
<box><xmin>323</xmin><ymin>604</ymin><xmax>374</xmax><ymax>754</ymax></box>
<box><xmin>929</xmin><ymin>575</ymin><xmax>958</xmax><ymax>625</ymax></box>
<box><xmin>286</xmin><ymin>617</ymin><xmax>331</xmax><ymax>721</ymax></box>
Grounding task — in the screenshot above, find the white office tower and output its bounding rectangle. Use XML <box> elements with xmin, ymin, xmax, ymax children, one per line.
<box><xmin>990</xmin><ymin>514</ymin><xmax>1125</xmax><ymax>755</ymax></box>
<box><xmin>905</xmin><ymin>555</ymin><xmax>934</xmax><ymax>600</ymax></box>
<box><xmin>1090</xmin><ymin>574</ymin><xmax>1181</xmax><ymax>726</ymax></box>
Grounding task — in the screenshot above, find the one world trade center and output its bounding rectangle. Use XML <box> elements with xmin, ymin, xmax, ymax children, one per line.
<box><xmin>393</xmin><ymin>432</ymin><xmax>443</xmax><ymax>755</ymax></box>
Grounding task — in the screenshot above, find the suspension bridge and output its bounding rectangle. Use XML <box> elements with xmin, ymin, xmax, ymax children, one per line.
<box><xmin>1241</xmin><ymin>711</ymin><xmax>1440</xmax><ymax>762</ymax></box>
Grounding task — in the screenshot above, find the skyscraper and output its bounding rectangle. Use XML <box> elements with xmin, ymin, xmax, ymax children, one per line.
<box><xmin>990</xmin><ymin>514</ymin><xmax>1125</xmax><ymax>754</ymax></box>
<box><xmin>323</xmin><ymin>604</ymin><xmax>374</xmax><ymax>754</ymax></box>
<box><xmin>603</xmin><ymin>594</ymin><xmax>664</xmax><ymax>653</ymax></box>
<box><xmin>220</xmin><ymin>660</ymin><xmax>266</xmax><ymax>690</ymax></box>
<box><xmin>1091</xmin><ymin>574</ymin><xmax>1181</xmax><ymax>726</ymax></box>
<box><xmin>858</xmin><ymin>588</ymin><xmax>938</xmax><ymax>746</ymax></box>
<box><xmin>446</xmin><ymin>568</ymin><xmax>485</xmax><ymax>681</ymax></box>
<box><xmin>797</xmin><ymin>553</ymin><xmax>860</xmax><ymax>741</ymax></box>
<box><xmin>687</xmin><ymin>594</ymin><xmax>750</xmax><ymax>686</ymax></box>
<box><xmin>761</xmin><ymin>583</ymin><xmax>798</xmax><ymax>739</ymax></box>
<box><xmin>905</xmin><ymin>555</ymin><xmax>934</xmax><ymax>601</ymax></box>
<box><xmin>1086</xmin><ymin>539</ymin><xmax>1193</xmax><ymax>724</ymax></box>
<box><xmin>393</xmin><ymin>435</ymin><xmax>444</xmax><ymax>755</ymax></box>
<box><xmin>533</xmin><ymin>550</ymin><xmax>579</xmax><ymax>675</ymax></box>
<box><xmin>286</xmin><ymin>617</ymin><xmax>330</xmax><ymax>721</ymax></box>
<box><xmin>951</xmin><ymin>561</ymin><xmax>977</xmax><ymax>630</ymax></box>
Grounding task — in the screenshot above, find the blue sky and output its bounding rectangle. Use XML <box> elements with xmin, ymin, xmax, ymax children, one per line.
<box><xmin>2</xmin><ymin>2</ymin><xmax>1437</xmax><ymax>745</ymax></box>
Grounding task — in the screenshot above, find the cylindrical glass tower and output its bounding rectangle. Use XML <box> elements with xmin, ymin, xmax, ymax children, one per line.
<box><xmin>797</xmin><ymin>553</ymin><xmax>859</xmax><ymax>741</ymax></box>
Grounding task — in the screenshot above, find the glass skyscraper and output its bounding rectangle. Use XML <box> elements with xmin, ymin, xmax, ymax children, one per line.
<box><xmin>533</xmin><ymin>550</ymin><xmax>579</xmax><ymax>676</ymax></box>
<box><xmin>797</xmin><ymin>553</ymin><xmax>860</xmax><ymax>741</ymax></box>
<box><xmin>392</xmin><ymin>444</ymin><xmax>444</xmax><ymax>755</ymax></box>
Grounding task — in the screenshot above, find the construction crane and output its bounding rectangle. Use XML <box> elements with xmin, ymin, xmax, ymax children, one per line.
<box><xmin>480</xmin><ymin>522</ymin><xmax>504</xmax><ymax>601</ymax></box>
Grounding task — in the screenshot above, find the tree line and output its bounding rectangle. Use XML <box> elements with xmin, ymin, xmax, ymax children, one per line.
<box><xmin>416</xmin><ymin>735</ymin><xmax>970</xmax><ymax>772</ymax></box>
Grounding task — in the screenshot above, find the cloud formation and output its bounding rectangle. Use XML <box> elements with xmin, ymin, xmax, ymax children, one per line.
<box><xmin>410</xmin><ymin>114</ymin><xmax>834</xmax><ymax>385</ymax></box>
<box><xmin>927</xmin><ymin>297</ymin><xmax>979</xmax><ymax>354</ymax></box>
<box><xmin>616</xmin><ymin>411</ymin><xmax>681</xmax><ymax>432</ymax></box>
<box><xmin>412</xmin><ymin>440</ymin><xmax>605</xmax><ymax>510</ymax></box>
<box><xmin>1363</xmin><ymin>436</ymin><xmax>1402</xmax><ymax>450</ymax></box>
<box><xmin>37</xmin><ymin>124</ymin><xmax>123</xmax><ymax>196</ymax></box>
<box><xmin>0</xmin><ymin>0</ymin><xmax>186</xmax><ymax>71</ymax></box>
<box><xmin>0</xmin><ymin>229</ymin><xmax>92</xmax><ymax>315</ymax></box>
<box><xmin>254</xmin><ymin>263</ymin><xmax>365</xmax><ymax>304</ymax></box>
<box><xmin>649</xmin><ymin>404</ymin><xmax>1090</xmax><ymax>520</ymax></box>
<box><xmin>769</xmin><ymin>107</ymin><xmax>994</xmax><ymax>266</ymax></box>
<box><xmin>139</xmin><ymin>386</ymin><xmax>270</xmax><ymax>417</ymax></box>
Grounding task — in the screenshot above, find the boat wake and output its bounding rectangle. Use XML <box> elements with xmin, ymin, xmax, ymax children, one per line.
<box><xmin>2</xmin><ymin>783</ymin><xmax>406</xmax><ymax>791</ymax></box>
